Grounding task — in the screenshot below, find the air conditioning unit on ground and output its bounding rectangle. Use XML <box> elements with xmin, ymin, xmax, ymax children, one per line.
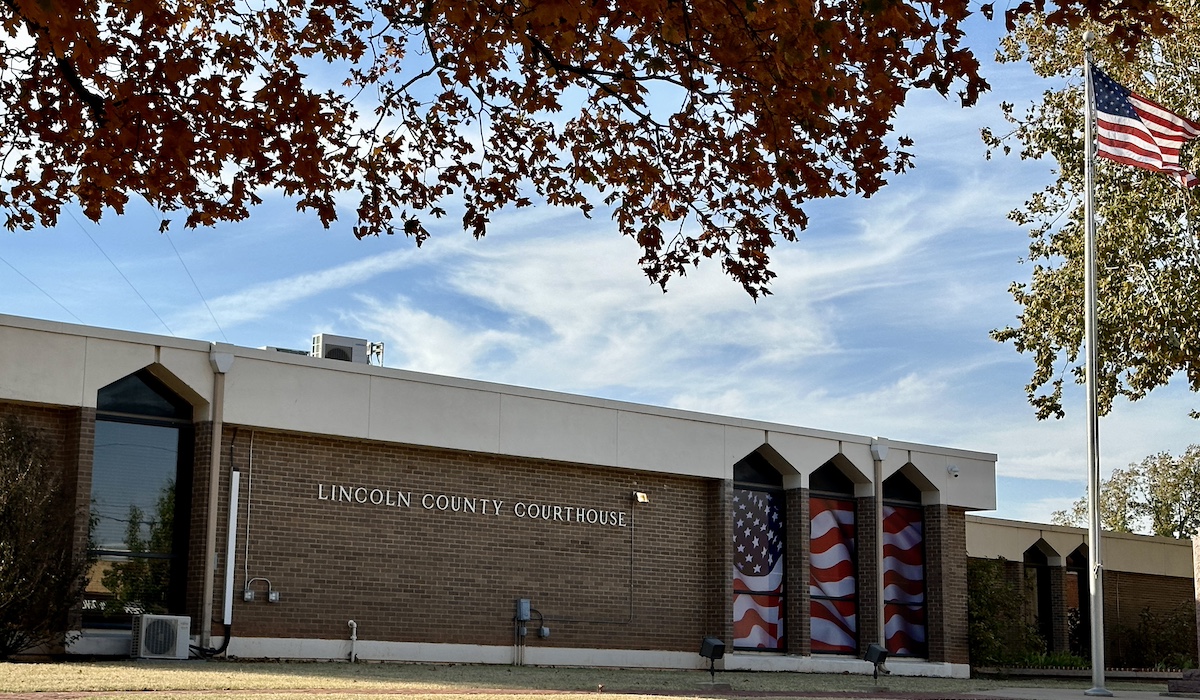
<box><xmin>131</xmin><ymin>614</ymin><xmax>191</xmax><ymax>660</ymax></box>
<box><xmin>312</xmin><ymin>334</ymin><xmax>369</xmax><ymax>363</ymax></box>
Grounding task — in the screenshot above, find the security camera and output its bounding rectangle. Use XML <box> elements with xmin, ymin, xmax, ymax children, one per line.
<box><xmin>947</xmin><ymin>465</ymin><xmax>961</xmax><ymax>478</ymax></box>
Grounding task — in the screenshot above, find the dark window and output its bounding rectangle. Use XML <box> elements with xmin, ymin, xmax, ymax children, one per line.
<box><xmin>810</xmin><ymin>461</ymin><xmax>856</xmax><ymax>495</ymax></box>
<box><xmin>1066</xmin><ymin>546</ymin><xmax>1090</xmax><ymax>657</ymax></box>
<box><xmin>1024</xmin><ymin>545</ymin><xmax>1055</xmax><ymax>648</ymax></box>
<box><xmin>734</xmin><ymin>451</ymin><xmax>784</xmax><ymax>488</ymax></box>
<box><xmin>85</xmin><ymin>371</ymin><xmax>192</xmax><ymax>628</ymax></box>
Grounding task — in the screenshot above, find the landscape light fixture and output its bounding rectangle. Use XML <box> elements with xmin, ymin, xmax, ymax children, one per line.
<box><xmin>699</xmin><ymin>637</ymin><xmax>725</xmax><ymax>684</ymax></box>
<box><xmin>864</xmin><ymin>643</ymin><xmax>889</xmax><ymax>682</ymax></box>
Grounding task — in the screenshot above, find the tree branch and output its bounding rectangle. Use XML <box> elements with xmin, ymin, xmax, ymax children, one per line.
<box><xmin>1</xmin><ymin>0</ymin><xmax>108</xmax><ymax>125</ymax></box>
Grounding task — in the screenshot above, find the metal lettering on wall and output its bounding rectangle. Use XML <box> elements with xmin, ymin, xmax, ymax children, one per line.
<box><xmin>315</xmin><ymin>483</ymin><xmax>628</xmax><ymax>527</ymax></box>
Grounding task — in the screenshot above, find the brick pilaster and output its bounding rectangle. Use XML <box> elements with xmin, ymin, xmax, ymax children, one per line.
<box><xmin>924</xmin><ymin>505</ymin><xmax>968</xmax><ymax>664</ymax></box>
<box><xmin>709</xmin><ymin>478</ymin><xmax>735</xmax><ymax>649</ymax></box>
<box><xmin>785</xmin><ymin>487</ymin><xmax>810</xmax><ymax>656</ymax></box>
<box><xmin>856</xmin><ymin>496</ymin><xmax>879</xmax><ymax>655</ymax></box>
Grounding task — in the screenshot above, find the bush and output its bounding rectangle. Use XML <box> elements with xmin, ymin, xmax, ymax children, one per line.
<box><xmin>1015</xmin><ymin>650</ymin><xmax>1090</xmax><ymax>668</ymax></box>
<box><xmin>967</xmin><ymin>558</ymin><xmax>1045</xmax><ymax>666</ymax></box>
<box><xmin>1111</xmin><ymin>605</ymin><xmax>1196</xmax><ymax>669</ymax></box>
<box><xmin>0</xmin><ymin>415</ymin><xmax>90</xmax><ymax>658</ymax></box>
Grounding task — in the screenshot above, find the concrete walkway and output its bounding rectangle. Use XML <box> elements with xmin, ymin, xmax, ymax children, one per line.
<box><xmin>977</xmin><ymin>688</ymin><xmax>1174</xmax><ymax>699</ymax></box>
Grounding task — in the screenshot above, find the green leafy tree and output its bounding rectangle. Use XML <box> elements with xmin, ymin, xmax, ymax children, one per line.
<box><xmin>0</xmin><ymin>415</ymin><xmax>90</xmax><ymax>659</ymax></box>
<box><xmin>1050</xmin><ymin>465</ymin><xmax>1140</xmax><ymax>533</ymax></box>
<box><xmin>987</xmin><ymin>0</ymin><xmax>1200</xmax><ymax>419</ymax></box>
<box><xmin>1051</xmin><ymin>446</ymin><xmax>1200</xmax><ymax>538</ymax></box>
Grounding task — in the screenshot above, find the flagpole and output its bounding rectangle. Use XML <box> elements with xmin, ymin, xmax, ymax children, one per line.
<box><xmin>1081</xmin><ymin>31</ymin><xmax>1112</xmax><ymax>698</ymax></box>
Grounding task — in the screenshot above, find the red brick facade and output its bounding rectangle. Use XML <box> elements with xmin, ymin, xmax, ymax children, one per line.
<box><xmin>2</xmin><ymin>395</ymin><xmax>992</xmax><ymax>666</ymax></box>
<box><xmin>924</xmin><ymin>505</ymin><xmax>968</xmax><ymax>664</ymax></box>
<box><xmin>211</xmin><ymin>426</ymin><xmax>720</xmax><ymax>650</ymax></box>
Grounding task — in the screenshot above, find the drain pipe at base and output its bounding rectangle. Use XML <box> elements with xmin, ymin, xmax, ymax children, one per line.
<box><xmin>348</xmin><ymin>620</ymin><xmax>358</xmax><ymax>662</ymax></box>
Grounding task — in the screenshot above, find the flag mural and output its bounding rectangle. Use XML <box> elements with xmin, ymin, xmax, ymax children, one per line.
<box><xmin>732</xmin><ymin>488</ymin><xmax>784</xmax><ymax>649</ymax></box>
<box><xmin>882</xmin><ymin>504</ymin><xmax>926</xmax><ymax>656</ymax></box>
<box><xmin>1090</xmin><ymin>64</ymin><xmax>1200</xmax><ymax>187</ymax></box>
<box><xmin>809</xmin><ymin>496</ymin><xmax>857</xmax><ymax>654</ymax></box>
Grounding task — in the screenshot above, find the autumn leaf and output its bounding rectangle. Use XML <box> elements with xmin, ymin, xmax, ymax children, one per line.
<box><xmin>0</xmin><ymin>0</ymin><xmax>1175</xmax><ymax>296</ymax></box>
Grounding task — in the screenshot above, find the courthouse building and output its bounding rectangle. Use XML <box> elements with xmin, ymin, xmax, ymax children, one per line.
<box><xmin>0</xmin><ymin>314</ymin><xmax>998</xmax><ymax>677</ymax></box>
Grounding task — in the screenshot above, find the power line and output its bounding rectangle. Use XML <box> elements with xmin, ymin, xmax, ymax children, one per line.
<box><xmin>163</xmin><ymin>229</ymin><xmax>229</xmax><ymax>343</ymax></box>
<box><xmin>65</xmin><ymin>209</ymin><xmax>175</xmax><ymax>336</ymax></box>
<box><xmin>0</xmin><ymin>253</ymin><xmax>85</xmax><ymax>323</ymax></box>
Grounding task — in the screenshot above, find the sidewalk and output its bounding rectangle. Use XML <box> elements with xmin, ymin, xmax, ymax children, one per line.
<box><xmin>976</xmin><ymin>688</ymin><xmax>1174</xmax><ymax>700</ymax></box>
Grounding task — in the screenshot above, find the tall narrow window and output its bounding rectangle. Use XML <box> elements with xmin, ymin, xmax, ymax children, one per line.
<box><xmin>809</xmin><ymin>462</ymin><xmax>857</xmax><ymax>654</ymax></box>
<box><xmin>882</xmin><ymin>472</ymin><xmax>926</xmax><ymax>657</ymax></box>
<box><xmin>85</xmin><ymin>370</ymin><xmax>193</xmax><ymax>627</ymax></box>
<box><xmin>1024</xmin><ymin>544</ymin><xmax>1054</xmax><ymax>649</ymax></box>
<box><xmin>1066</xmin><ymin>546</ymin><xmax>1090</xmax><ymax>658</ymax></box>
<box><xmin>732</xmin><ymin>453</ymin><xmax>785</xmax><ymax>650</ymax></box>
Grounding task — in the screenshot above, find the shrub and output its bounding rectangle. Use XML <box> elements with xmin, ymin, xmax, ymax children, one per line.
<box><xmin>1112</xmin><ymin>605</ymin><xmax>1196</xmax><ymax>669</ymax></box>
<box><xmin>0</xmin><ymin>415</ymin><xmax>90</xmax><ymax>659</ymax></box>
<box><xmin>967</xmin><ymin>558</ymin><xmax>1045</xmax><ymax>666</ymax></box>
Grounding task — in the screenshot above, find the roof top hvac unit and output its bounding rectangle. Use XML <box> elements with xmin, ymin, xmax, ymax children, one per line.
<box><xmin>131</xmin><ymin>614</ymin><xmax>191</xmax><ymax>660</ymax></box>
<box><xmin>312</xmin><ymin>334</ymin><xmax>369</xmax><ymax>363</ymax></box>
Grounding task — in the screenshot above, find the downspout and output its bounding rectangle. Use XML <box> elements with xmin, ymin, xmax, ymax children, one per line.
<box><xmin>869</xmin><ymin>438</ymin><xmax>888</xmax><ymax>650</ymax></box>
<box><xmin>201</xmin><ymin>348</ymin><xmax>235</xmax><ymax>648</ymax></box>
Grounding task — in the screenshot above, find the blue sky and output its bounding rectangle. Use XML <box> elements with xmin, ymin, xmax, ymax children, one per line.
<box><xmin>4</xmin><ymin>22</ymin><xmax>1198</xmax><ymax>525</ymax></box>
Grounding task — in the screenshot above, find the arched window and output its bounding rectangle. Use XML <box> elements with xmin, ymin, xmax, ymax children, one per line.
<box><xmin>1024</xmin><ymin>543</ymin><xmax>1055</xmax><ymax>648</ymax></box>
<box><xmin>1066</xmin><ymin>545</ymin><xmax>1090</xmax><ymax>657</ymax></box>
<box><xmin>809</xmin><ymin>461</ymin><xmax>858</xmax><ymax>654</ymax></box>
<box><xmin>882</xmin><ymin>471</ymin><xmax>926</xmax><ymax>657</ymax></box>
<box><xmin>85</xmin><ymin>370</ymin><xmax>193</xmax><ymax>627</ymax></box>
<box><xmin>732</xmin><ymin>452</ymin><xmax>785</xmax><ymax>650</ymax></box>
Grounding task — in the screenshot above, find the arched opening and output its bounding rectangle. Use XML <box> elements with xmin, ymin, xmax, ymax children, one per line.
<box><xmin>732</xmin><ymin>451</ymin><xmax>785</xmax><ymax>650</ymax></box>
<box><xmin>1023</xmin><ymin>542</ymin><xmax>1056</xmax><ymax>648</ymax></box>
<box><xmin>882</xmin><ymin>471</ymin><xmax>927</xmax><ymax>657</ymax></box>
<box><xmin>1066</xmin><ymin>545</ymin><xmax>1090</xmax><ymax>658</ymax></box>
<box><xmin>809</xmin><ymin>460</ymin><xmax>858</xmax><ymax>654</ymax></box>
<box><xmin>84</xmin><ymin>369</ymin><xmax>195</xmax><ymax>628</ymax></box>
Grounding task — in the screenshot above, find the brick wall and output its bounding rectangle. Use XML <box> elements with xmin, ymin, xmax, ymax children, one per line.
<box><xmin>707</xmin><ymin>479</ymin><xmax>733</xmax><ymax>646</ymax></box>
<box><xmin>856</xmin><ymin>496</ymin><xmax>879</xmax><ymax>652</ymax></box>
<box><xmin>0</xmin><ymin>401</ymin><xmax>94</xmax><ymax>636</ymax></box>
<box><xmin>1104</xmin><ymin>570</ymin><xmax>1197</xmax><ymax>663</ymax></box>
<box><xmin>1051</xmin><ymin>564</ymin><xmax>1070</xmax><ymax>653</ymax></box>
<box><xmin>924</xmin><ymin>505</ymin><xmax>968</xmax><ymax>664</ymax></box>
<box><xmin>212</xmin><ymin>426</ymin><xmax>718</xmax><ymax>651</ymax></box>
<box><xmin>188</xmin><ymin>421</ymin><xmax>214</xmax><ymax>628</ymax></box>
<box><xmin>784</xmin><ymin>487</ymin><xmax>810</xmax><ymax>656</ymax></box>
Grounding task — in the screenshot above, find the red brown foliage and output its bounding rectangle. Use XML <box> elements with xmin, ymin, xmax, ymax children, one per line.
<box><xmin>0</xmin><ymin>0</ymin><xmax>1172</xmax><ymax>296</ymax></box>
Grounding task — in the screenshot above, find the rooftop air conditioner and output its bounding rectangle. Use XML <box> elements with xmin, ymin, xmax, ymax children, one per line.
<box><xmin>131</xmin><ymin>614</ymin><xmax>190</xmax><ymax>660</ymax></box>
<box><xmin>312</xmin><ymin>334</ymin><xmax>369</xmax><ymax>363</ymax></box>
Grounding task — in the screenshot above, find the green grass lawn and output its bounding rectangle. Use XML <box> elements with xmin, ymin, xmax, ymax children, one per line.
<box><xmin>0</xmin><ymin>660</ymin><xmax>1170</xmax><ymax>699</ymax></box>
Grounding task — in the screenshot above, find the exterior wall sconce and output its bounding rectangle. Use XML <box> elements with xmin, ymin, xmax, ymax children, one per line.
<box><xmin>633</xmin><ymin>491</ymin><xmax>650</xmax><ymax>503</ymax></box>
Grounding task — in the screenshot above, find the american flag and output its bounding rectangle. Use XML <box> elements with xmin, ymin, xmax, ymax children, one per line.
<box><xmin>809</xmin><ymin>497</ymin><xmax>857</xmax><ymax>654</ymax></box>
<box><xmin>732</xmin><ymin>488</ymin><xmax>784</xmax><ymax>649</ymax></box>
<box><xmin>1090</xmin><ymin>64</ymin><xmax>1200</xmax><ymax>187</ymax></box>
<box><xmin>883</xmin><ymin>504</ymin><xmax>926</xmax><ymax>656</ymax></box>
